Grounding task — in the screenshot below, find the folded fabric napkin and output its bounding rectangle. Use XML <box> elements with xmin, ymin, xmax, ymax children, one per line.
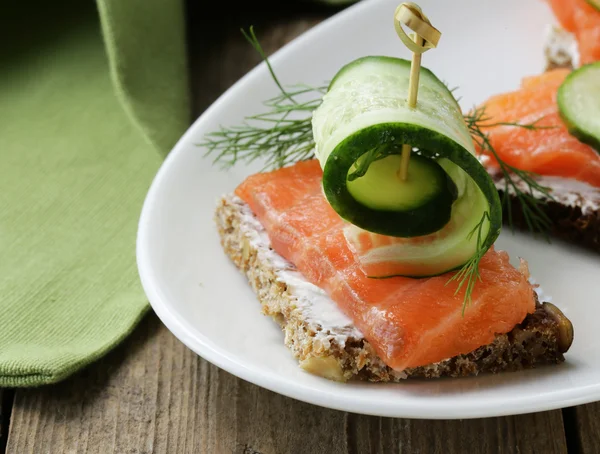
<box><xmin>0</xmin><ymin>0</ymin><xmax>189</xmax><ymax>387</ymax></box>
<box><xmin>0</xmin><ymin>0</ymin><xmax>355</xmax><ymax>387</ymax></box>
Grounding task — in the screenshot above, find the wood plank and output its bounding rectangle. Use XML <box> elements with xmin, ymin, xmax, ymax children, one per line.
<box><xmin>348</xmin><ymin>412</ymin><xmax>566</xmax><ymax>454</ymax></box>
<box><xmin>6</xmin><ymin>314</ymin><xmax>568</xmax><ymax>454</ymax></box>
<box><xmin>564</xmin><ymin>404</ymin><xmax>600</xmax><ymax>454</ymax></box>
<box><xmin>5</xmin><ymin>313</ymin><xmax>568</xmax><ymax>454</ymax></box>
<box><xmin>0</xmin><ymin>389</ymin><xmax>13</xmax><ymax>454</ymax></box>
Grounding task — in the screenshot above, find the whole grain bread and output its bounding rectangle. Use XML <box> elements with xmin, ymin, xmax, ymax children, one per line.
<box><xmin>501</xmin><ymin>191</ymin><xmax>600</xmax><ymax>253</ymax></box>
<box><xmin>215</xmin><ymin>195</ymin><xmax>573</xmax><ymax>382</ymax></box>
<box><xmin>489</xmin><ymin>171</ymin><xmax>600</xmax><ymax>254</ymax></box>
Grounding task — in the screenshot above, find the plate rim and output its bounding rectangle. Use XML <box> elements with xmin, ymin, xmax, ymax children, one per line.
<box><xmin>136</xmin><ymin>0</ymin><xmax>600</xmax><ymax>419</ymax></box>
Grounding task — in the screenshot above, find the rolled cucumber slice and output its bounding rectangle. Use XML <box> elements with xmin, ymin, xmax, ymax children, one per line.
<box><xmin>557</xmin><ymin>62</ymin><xmax>600</xmax><ymax>152</ymax></box>
<box><xmin>311</xmin><ymin>56</ymin><xmax>502</xmax><ymax>276</ymax></box>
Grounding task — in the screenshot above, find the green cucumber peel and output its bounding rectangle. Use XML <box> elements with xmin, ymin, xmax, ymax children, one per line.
<box><xmin>312</xmin><ymin>56</ymin><xmax>502</xmax><ymax>268</ymax></box>
<box><xmin>324</xmin><ymin>124</ymin><xmax>459</xmax><ymax>237</ymax></box>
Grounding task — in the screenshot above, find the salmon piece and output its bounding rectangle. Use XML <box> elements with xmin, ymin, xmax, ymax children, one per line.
<box><xmin>235</xmin><ymin>160</ymin><xmax>536</xmax><ymax>371</ymax></box>
<box><xmin>475</xmin><ymin>69</ymin><xmax>600</xmax><ymax>188</ymax></box>
<box><xmin>547</xmin><ymin>0</ymin><xmax>600</xmax><ymax>65</ymax></box>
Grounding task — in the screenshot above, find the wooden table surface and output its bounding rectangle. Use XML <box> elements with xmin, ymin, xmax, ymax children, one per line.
<box><xmin>1</xmin><ymin>3</ymin><xmax>599</xmax><ymax>453</ymax></box>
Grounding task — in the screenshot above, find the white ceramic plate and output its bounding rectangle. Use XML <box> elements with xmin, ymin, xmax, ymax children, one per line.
<box><xmin>137</xmin><ymin>0</ymin><xmax>600</xmax><ymax>419</ymax></box>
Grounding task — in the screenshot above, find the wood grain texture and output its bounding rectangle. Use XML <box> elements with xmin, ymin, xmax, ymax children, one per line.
<box><xmin>0</xmin><ymin>389</ymin><xmax>11</xmax><ymax>454</ymax></box>
<box><xmin>565</xmin><ymin>403</ymin><xmax>600</xmax><ymax>454</ymax></box>
<box><xmin>3</xmin><ymin>11</ymin><xmax>577</xmax><ymax>454</ymax></box>
<box><xmin>6</xmin><ymin>314</ymin><xmax>569</xmax><ymax>454</ymax></box>
<box><xmin>0</xmin><ymin>390</ymin><xmax>2</xmax><ymax>446</ymax></box>
<box><xmin>187</xmin><ymin>13</ymin><xmax>325</xmax><ymax>117</ymax></box>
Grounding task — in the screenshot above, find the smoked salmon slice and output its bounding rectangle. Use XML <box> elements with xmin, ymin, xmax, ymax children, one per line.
<box><xmin>235</xmin><ymin>160</ymin><xmax>536</xmax><ymax>371</ymax></box>
<box><xmin>475</xmin><ymin>68</ymin><xmax>600</xmax><ymax>188</ymax></box>
<box><xmin>547</xmin><ymin>0</ymin><xmax>600</xmax><ymax>65</ymax></box>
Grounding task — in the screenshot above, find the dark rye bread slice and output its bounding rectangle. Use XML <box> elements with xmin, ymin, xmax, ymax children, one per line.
<box><xmin>215</xmin><ymin>194</ymin><xmax>573</xmax><ymax>382</ymax></box>
<box><xmin>489</xmin><ymin>169</ymin><xmax>600</xmax><ymax>254</ymax></box>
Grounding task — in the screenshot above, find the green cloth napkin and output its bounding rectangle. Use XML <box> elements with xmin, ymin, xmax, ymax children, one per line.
<box><xmin>0</xmin><ymin>0</ymin><xmax>189</xmax><ymax>387</ymax></box>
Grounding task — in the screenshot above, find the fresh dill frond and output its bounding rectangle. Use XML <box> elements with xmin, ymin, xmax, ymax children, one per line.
<box><xmin>446</xmin><ymin>211</ymin><xmax>491</xmax><ymax>314</ymax></box>
<box><xmin>198</xmin><ymin>26</ymin><xmax>327</xmax><ymax>171</ymax></box>
<box><xmin>241</xmin><ymin>27</ymin><xmax>299</xmax><ymax>106</ymax></box>
<box><xmin>466</xmin><ymin>105</ymin><xmax>556</xmax><ymax>131</ymax></box>
<box><xmin>464</xmin><ymin>106</ymin><xmax>556</xmax><ymax>238</ymax></box>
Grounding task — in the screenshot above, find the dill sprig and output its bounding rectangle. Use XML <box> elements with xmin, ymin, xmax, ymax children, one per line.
<box><xmin>446</xmin><ymin>211</ymin><xmax>491</xmax><ymax>313</ymax></box>
<box><xmin>448</xmin><ymin>107</ymin><xmax>557</xmax><ymax>307</ymax></box>
<box><xmin>198</xmin><ymin>26</ymin><xmax>327</xmax><ymax>171</ymax></box>
<box><xmin>464</xmin><ymin>106</ymin><xmax>555</xmax><ymax>238</ymax></box>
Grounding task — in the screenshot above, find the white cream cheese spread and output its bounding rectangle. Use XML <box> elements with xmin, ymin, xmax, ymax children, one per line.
<box><xmin>544</xmin><ymin>25</ymin><xmax>580</xmax><ymax>69</ymax></box>
<box><xmin>234</xmin><ymin>196</ymin><xmax>364</xmax><ymax>346</ymax></box>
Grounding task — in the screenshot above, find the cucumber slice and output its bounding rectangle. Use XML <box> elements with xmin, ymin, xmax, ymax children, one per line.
<box><xmin>311</xmin><ymin>56</ymin><xmax>501</xmax><ymax>276</ymax></box>
<box><xmin>586</xmin><ymin>0</ymin><xmax>600</xmax><ymax>11</ymax></box>
<box><xmin>557</xmin><ymin>62</ymin><xmax>600</xmax><ymax>152</ymax></box>
<box><xmin>347</xmin><ymin>153</ymin><xmax>454</xmax><ymax>212</ymax></box>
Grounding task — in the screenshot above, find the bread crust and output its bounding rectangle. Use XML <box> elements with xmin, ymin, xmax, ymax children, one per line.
<box><xmin>215</xmin><ymin>195</ymin><xmax>568</xmax><ymax>382</ymax></box>
<box><xmin>486</xmin><ymin>169</ymin><xmax>600</xmax><ymax>253</ymax></box>
<box><xmin>501</xmin><ymin>190</ymin><xmax>600</xmax><ymax>253</ymax></box>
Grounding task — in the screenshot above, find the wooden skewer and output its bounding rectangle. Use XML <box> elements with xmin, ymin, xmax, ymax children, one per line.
<box><xmin>394</xmin><ymin>2</ymin><xmax>441</xmax><ymax>181</ymax></box>
<box><xmin>398</xmin><ymin>32</ymin><xmax>425</xmax><ymax>181</ymax></box>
